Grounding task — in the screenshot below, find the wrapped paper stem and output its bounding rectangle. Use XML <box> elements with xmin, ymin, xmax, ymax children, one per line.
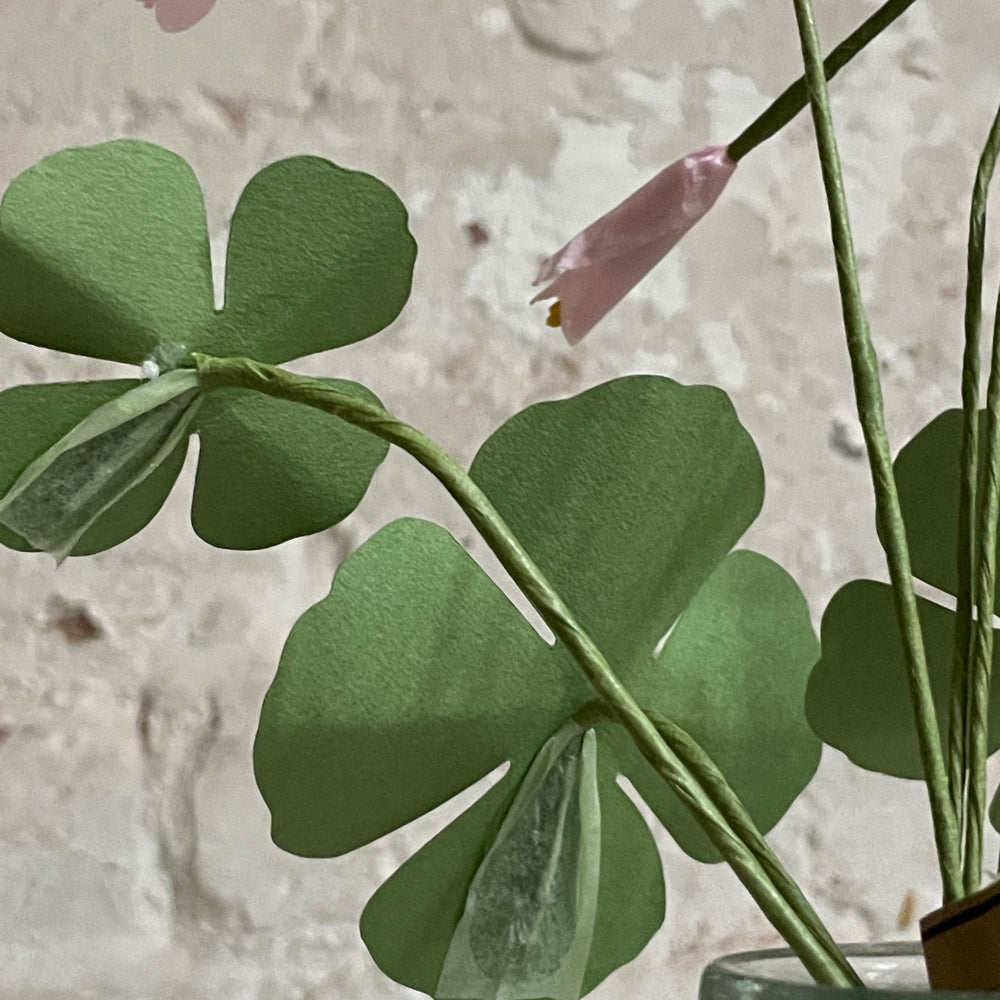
<box><xmin>791</xmin><ymin>0</ymin><xmax>962</xmax><ymax>903</ymax></box>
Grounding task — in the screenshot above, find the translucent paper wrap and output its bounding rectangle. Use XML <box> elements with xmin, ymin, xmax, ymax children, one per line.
<box><xmin>436</xmin><ymin>722</ymin><xmax>601</xmax><ymax>1000</ymax></box>
<box><xmin>0</xmin><ymin>369</ymin><xmax>201</xmax><ymax>562</ymax></box>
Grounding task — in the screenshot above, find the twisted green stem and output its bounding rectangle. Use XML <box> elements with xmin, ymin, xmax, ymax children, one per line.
<box><xmin>954</xmin><ymin>104</ymin><xmax>1000</xmax><ymax>894</ymax></box>
<box><xmin>728</xmin><ymin>0</ymin><xmax>919</xmax><ymax>162</ymax></box>
<box><xmin>644</xmin><ymin>709</ymin><xmax>850</xmax><ymax>971</ymax></box>
<box><xmin>964</xmin><ymin>260</ymin><xmax>1000</xmax><ymax>896</ymax></box>
<box><xmin>791</xmin><ymin>0</ymin><xmax>962</xmax><ymax>903</ymax></box>
<box><xmin>195</xmin><ymin>353</ymin><xmax>859</xmax><ymax>986</ymax></box>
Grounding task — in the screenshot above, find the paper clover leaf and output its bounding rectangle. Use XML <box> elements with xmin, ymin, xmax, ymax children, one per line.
<box><xmin>807</xmin><ymin>409</ymin><xmax>1000</xmax><ymax>779</ymax></box>
<box><xmin>254</xmin><ymin>375</ymin><xmax>822</xmax><ymax>997</ymax></box>
<box><xmin>0</xmin><ymin>139</ymin><xmax>416</xmax><ymax>552</ymax></box>
<box><xmin>0</xmin><ymin>370</ymin><xmax>202</xmax><ymax>562</ymax></box>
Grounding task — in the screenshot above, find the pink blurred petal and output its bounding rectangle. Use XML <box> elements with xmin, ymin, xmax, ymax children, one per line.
<box><xmin>139</xmin><ymin>0</ymin><xmax>217</xmax><ymax>32</ymax></box>
<box><xmin>532</xmin><ymin>145</ymin><xmax>736</xmax><ymax>344</ymax></box>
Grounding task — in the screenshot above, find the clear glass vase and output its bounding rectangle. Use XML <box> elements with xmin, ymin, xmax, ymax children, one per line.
<box><xmin>698</xmin><ymin>942</ymin><xmax>999</xmax><ymax>1000</ymax></box>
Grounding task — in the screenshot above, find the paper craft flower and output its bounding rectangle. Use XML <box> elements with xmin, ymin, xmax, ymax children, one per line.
<box><xmin>139</xmin><ymin>0</ymin><xmax>216</xmax><ymax>32</ymax></box>
<box><xmin>0</xmin><ymin>139</ymin><xmax>416</xmax><ymax>554</ymax></box>
<box><xmin>254</xmin><ymin>374</ymin><xmax>823</xmax><ymax>998</ymax></box>
<box><xmin>532</xmin><ymin>145</ymin><xmax>736</xmax><ymax>345</ymax></box>
<box><xmin>807</xmin><ymin>409</ymin><xmax>1000</xmax><ymax>779</ymax></box>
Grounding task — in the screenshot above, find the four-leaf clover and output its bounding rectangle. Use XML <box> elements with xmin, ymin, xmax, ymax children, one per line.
<box><xmin>253</xmin><ymin>374</ymin><xmax>822</xmax><ymax>997</ymax></box>
<box><xmin>0</xmin><ymin>139</ymin><xmax>416</xmax><ymax>554</ymax></box>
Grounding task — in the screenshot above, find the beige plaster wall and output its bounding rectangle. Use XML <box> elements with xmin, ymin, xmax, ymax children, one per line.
<box><xmin>1</xmin><ymin>1</ymin><xmax>999</xmax><ymax>997</ymax></box>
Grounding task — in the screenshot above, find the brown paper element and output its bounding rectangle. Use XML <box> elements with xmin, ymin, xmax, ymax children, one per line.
<box><xmin>921</xmin><ymin>879</ymin><xmax>1000</xmax><ymax>990</ymax></box>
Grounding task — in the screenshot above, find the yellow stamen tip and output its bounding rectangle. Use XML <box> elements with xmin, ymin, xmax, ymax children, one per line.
<box><xmin>545</xmin><ymin>301</ymin><xmax>562</xmax><ymax>328</ymax></box>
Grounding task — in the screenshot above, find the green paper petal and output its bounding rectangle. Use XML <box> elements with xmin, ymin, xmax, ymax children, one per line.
<box><xmin>0</xmin><ymin>140</ymin><xmax>213</xmax><ymax>364</ymax></box>
<box><xmin>469</xmin><ymin>376</ymin><xmax>764</xmax><ymax>669</ymax></box>
<box><xmin>605</xmin><ymin>550</ymin><xmax>821</xmax><ymax>862</ymax></box>
<box><xmin>253</xmin><ymin>517</ymin><xmax>588</xmax><ymax>859</ymax></box>
<box><xmin>989</xmin><ymin>783</ymin><xmax>1000</xmax><ymax>834</ymax></box>
<box><xmin>807</xmin><ymin>580</ymin><xmax>1000</xmax><ymax>779</ymax></box>
<box><xmin>0</xmin><ymin>380</ymin><xmax>187</xmax><ymax>556</ymax></box>
<box><xmin>360</xmin><ymin>754</ymin><xmax>664</xmax><ymax>999</ymax></box>
<box><xmin>199</xmin><ymin>156</ymin><xmax>416</xmax><ymax>364</ymax></box>
<box><xmin>191</xmin><ymin>379</ymin><xmax>388</xmax><ymax>549</ymax></box>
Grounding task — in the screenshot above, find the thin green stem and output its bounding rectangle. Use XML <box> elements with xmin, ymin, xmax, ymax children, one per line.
<box><xmin>964</xmin><ymin>275</ymin><xmax>1000</xmax><ymax>895</ymax></box>
<box><xmin>791</xmin><ymin>0</ymin><xmax>963</xmax><ymax>903</ymax></box>
<box><xmin>645</xmin><ymin>709</ymin><xmax>850</xmax><ymax>971</ymax></box>
<box><xmin>195</xmin><ymin>353</ymin><xmax>860</xmax><ymax>987</ymax></box>
<box><xmin>728</xmin><ymin>0</ymin><xmax>918</xmax><ymax>163</ymax></box>
<box><xmin>951</xmin><ymin>103</ymin><xmax>1000</xmax><ymax>868</ymax></box>
<box><xmin>574</xmin><ymin>701</ymin><xmax>852</xmax><ymax>977</ymax></box>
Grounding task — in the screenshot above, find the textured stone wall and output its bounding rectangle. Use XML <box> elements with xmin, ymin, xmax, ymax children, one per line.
<box><xmin>1</xmin><ymin>1</ymin><xmax>999</xmax><ymax>998</ymax></box>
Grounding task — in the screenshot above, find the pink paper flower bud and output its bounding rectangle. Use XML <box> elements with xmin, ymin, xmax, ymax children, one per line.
<box><xmin>532</xmin><ymin>145</ymin><xmax>736</xmax><ymax>345</ymax></box>
<box><xmin>139</xmin><ymin>0</ymin><xmax>216</xmax><ymax>32</ymax></box>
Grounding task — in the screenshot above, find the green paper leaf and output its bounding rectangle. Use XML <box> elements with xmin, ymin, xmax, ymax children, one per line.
<box><xmin>254</xmin><ymin>516</ymin><xmax>588</xmax><ymax>859</ymax></box>
<box><xmin>0</xmin><ymin>374</ymin><xmax>387</xmax><ymax>557</ymax></box>
<box><xmin>360</xmin><ymin>755</ymin><xmax>664</xmax><ymax>999</ymax></box>
<box><xmin>362</xmin><ymin>774</ymin><xmax>523</xmax><ymax>996</ymax></box>
<box><xmin>255</xmin><ymin>376</ymin><xmax>819</xmax><ymax>995</ymax></box>
<box><xmin>989</xmin><ymin>783</ymin><xmax>1000</xmax><ymax>834</ymax></box>
<box><xmin>470</xmin><ymin>377</ymin><xmax>817</xmax><ymax>860</ymax></box>
<box><xmin>191</xmin><ymin>379</ymin><xmax>389</xmax><ymax>549</ymax></box>
<box><xmin>814</xmin><ymin>409</ymin><xmax>1000</xmax><ymax>780</ymax></box>
<box><xmin>0</xmin><ymin>140</ymin><xmax>416</xmax><ymax>367</ymax></box>
<box><xmin>257</xmin><ymin>513</ymin><xmax>667</xmax><ymax>996</ymax></box>
<box><xmin>469</xmin><ymin>376</ymin><xmax>764</xmax><ymax>669</ymax></box>
<box><xmin>579</xmin><ymin>771</ymin><xmax>665</xmax><ymax>994</ymax></box>
<box><xmin>0</xmin><ymin>141</ymin><xmax>213</xmax><ymax>365</ymax></box>
<box><xmin>892</xmin><ymin>408</ymin><xmax>991</xmax><ymax>601</ymax></box>
<box><xmin>202</xmin><ymin>156</ymin><xmax>416</xmax><ymax>364</ymax></box>
<box><xmin>602</xmin><ymin>550</ymin><xmax>821</xmax><ymax>862</ymax></box>
<box><xmin>0</xmin><ymin>380</ymin><xmax>188</xmax><ymax>557</ymax></box>
<box><xmin>0</xmin><ymin>371</ymin><xmax>199</xmax><ymax>561</ymax></box>
<box><xmin>807</xmin><ymin>580</ymin><xmax>1000</xmax><ymax>779</ymax></box>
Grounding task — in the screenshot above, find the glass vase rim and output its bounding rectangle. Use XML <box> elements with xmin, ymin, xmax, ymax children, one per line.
<box><xmin>701</xmin><ymin>941</ymin><xmax>1000</xmax><ymax>997</ymax></box>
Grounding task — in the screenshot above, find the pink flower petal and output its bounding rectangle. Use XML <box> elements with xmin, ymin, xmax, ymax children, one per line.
<box><xmin>532</xmin><ymin>145</ymin><xmax>736</xmax><ymax>344</ymax></box>
<box><xmin>139</xmin><ymin>0</ymin><xmax>217</xmax><ymax>32</ymax></box>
